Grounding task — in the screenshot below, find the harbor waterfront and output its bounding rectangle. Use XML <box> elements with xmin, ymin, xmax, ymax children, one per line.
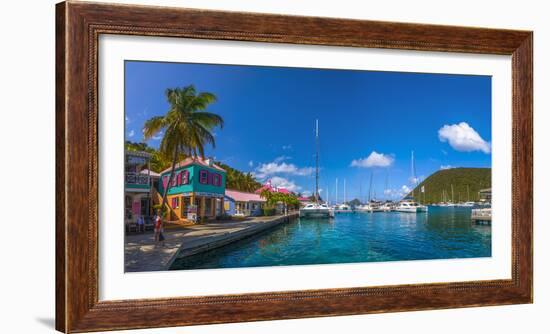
<box><xmin>170</xmin><ymin>206</ymin><xmax>491</xmax><ymax>270</ymax></box>
<box><xmin>124</xmin><ymin>61</ymin><xmax>493</xmax><ymax>272</ymax></box>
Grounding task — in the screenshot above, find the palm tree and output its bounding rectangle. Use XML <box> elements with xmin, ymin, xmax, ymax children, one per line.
<box><xmin>143</xmin><ymin>85</ymin><xmax>224</xmax><ymax>216</ymax></box>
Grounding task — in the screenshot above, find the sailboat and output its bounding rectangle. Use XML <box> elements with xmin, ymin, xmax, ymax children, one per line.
<box><xmin>300</xmin><ymin>120</ymin><xmax>335</xmax><ymax>218</ymax></box>
<box><xmin>335</xmin><ymin>178</ymin><xmax>351</xmax><ymax>212</ymax></box>
<box><xmin>356</xmin><ymin>171</ymin><xmax>384</xmax><ymax>212</ymax></box>
<box><xmin>396</xmin><ymin>151</ymin><xmax>428</xmax><ymax>213</ymax></box>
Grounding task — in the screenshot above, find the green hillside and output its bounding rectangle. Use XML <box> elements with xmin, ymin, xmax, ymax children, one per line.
<box><xmin>408</xmin><ymin>167</ymin><xmax>491</xmax><ymax>204</ymax></box>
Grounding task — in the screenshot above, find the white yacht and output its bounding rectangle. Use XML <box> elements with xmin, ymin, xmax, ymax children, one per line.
<box><xmin>300</xmin><ymin>203</ymin><xmax>335</xmax><ymax>218</ymax></box>
<box><xmin>334</xmin><ymin>203</ymin><xmax>352</xmax><ymax>212</ymax></box>
<box><xmin>395</xmin><ymin>200</ymin><xmax>428</xmax><ymax>213</ymax></box>
<box><xmin>380</xmin><ymin>202</ymin><xmax>395</xmax><ymax>212</ymax></box>
<box><xmin>356</xmin><ymin>202</ymin><xmax>384</xmax><ymax>212</ymax></box>
<box><xmin>299</xmin><ymin>120</ymin><xmax>334</xmax><ymax>219</ymax></box>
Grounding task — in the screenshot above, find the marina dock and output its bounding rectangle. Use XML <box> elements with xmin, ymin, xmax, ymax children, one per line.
<box><xmin>125</xmin><ymin>212</ymin><xmax>298</xmax><ymax>272</ymax></box>
<box><xmin>471</xmin><ymin>208</ymin><xmax>492</xmax><ymax>224</ymax></box>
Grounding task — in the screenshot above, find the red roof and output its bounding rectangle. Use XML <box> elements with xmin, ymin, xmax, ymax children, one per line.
<box><xmin>254</xmin><ymin>180</ymin><xmax>291</xmax><ymax>195</ymax></box>
<box><xmin>255</xmin><ymin>184</ymin><xmax>274</xmax><ymax>194</ymax></box>
<box><xmin>160</xmin><ymin>157</ymin><xmax>225</xmax><ymax>174</ymax></box>
<box><xmin>225</xmin><ymin>189</ymin><xmax>266</xmax><ymax>202</ymax></box>
<box><xmin>298</xmin><ymin>197</ymin><xmax>311</xmax><ymax>201</ymax></box>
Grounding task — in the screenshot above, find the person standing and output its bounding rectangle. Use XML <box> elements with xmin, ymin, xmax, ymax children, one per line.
<box><xmin>137</xmin><ymin>215</ymin><xmax>145</xmax><ymax>233</ymax></box>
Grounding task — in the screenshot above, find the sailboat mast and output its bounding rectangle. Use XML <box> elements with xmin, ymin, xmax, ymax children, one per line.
<box><xmin>344</xmin><ymin>179</ymin><xmax>347</xmax><ymax>204</ymax></box>
<box><xmin>385</xmin><ymin>169</ymin><xmax>389</xmax><ymax>200</ymax></box>
<box><xmin>368</xmin><ymin>171</ymin><xmax>373</xmax><ymax>202</ymax></box>
<box><xmin>335</xmin><ymin>178</ymin><xmax>338</xmax><ymax>204</ymax></box>
<box><xmin>315</xmin><ymin>119</ymin><xmax>319</xmax><ymax>203</ymax></box>
<box><xmin>411</xmin><ymin>150</ymin><xmax>417</xmax><ymax>198</ymax></box>
<box><xmin>451</xmin><ymin>184</ymin><xmax>454</xmax><ymax>203</ymax></box>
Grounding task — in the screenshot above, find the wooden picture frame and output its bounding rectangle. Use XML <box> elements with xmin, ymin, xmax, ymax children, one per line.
<box><xmin>56</xmin><ymin>1</ymin><xmax>532</xmax><ymax>332</ymax></box>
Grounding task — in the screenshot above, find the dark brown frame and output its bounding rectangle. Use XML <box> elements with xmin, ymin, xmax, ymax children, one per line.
<box><xmin>56</xmin><ymin>1</ymin><xmax>533</xmax><ymax>332</ymax></box>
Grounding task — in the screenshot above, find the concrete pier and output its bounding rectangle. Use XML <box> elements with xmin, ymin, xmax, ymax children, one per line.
<box><xmin>125</xmin><ymin>212</ymin><xmax>298</xmax><ymax>272</ymax></box>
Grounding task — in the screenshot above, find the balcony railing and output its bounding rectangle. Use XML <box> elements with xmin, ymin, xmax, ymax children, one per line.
<box><xmin>125</xmin><ymin>172</ymin><xmax>150</xmax><ymax>186</ymax></box>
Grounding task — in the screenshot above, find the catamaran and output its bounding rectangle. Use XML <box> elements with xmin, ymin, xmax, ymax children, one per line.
<box><xmin>299</xmin><ymin>120</ymin><xmax>335</xmax><ymax>219</ymax></box>
<box><xmin>395</xmin><ymin>200</ymin><xmax>428</xmax><ymax>213</ymax></box>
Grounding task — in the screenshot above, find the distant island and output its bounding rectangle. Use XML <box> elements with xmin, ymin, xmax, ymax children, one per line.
<box><xmin>408</xmin><ymin>167</ymin><xmax>491</xmax><ymax>204</ymax></box>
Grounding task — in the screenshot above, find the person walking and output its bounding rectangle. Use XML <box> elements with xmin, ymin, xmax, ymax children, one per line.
<box><xmin>154</xmin><ymin>209</ymin><xmax>165</xmax><ymax>247</ymax></box>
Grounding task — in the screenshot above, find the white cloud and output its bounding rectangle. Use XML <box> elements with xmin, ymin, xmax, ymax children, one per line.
<box><xmin>438</xmin><ymin>122</ymin><xmax>491</xmax><ymax>154</ymax></box>
<box><xmin>125</xmin><ymin>115</ymin><xmax>131</xmax><ymax>123</ymax></box>
<box><xmin>248</xmin><ymin>160</ymin><xmax>254</xmax><ymax>167</ymax></box>
<box><xmin>270</xmin><ymin>176</ymin><xmax>301</xmax><ymax>192</ymax></box>
<box><xmin>254</xmin><ymin>161</ymin><xmax>314</xmax><ymax>179</ymax></box>
<box><xmin>152</xmin><ymin>131</ymin><xmax>164</xmax><ymax>141</ymax></box>
<box><xmin>350</xmin><ymin>151</ymin><xmax>394</xmax><ymax>168</ymax></box>
<box><xmin>282</xmin><ymin>144</ymin><xmax>292</xmax><ymax>151</ymax></box>
<box><xmin>440</xmin><ymin>165</ymin><xmax>453</xmax><ymax>170</ymax></box>
<box><xmin>274</xmin><ymin>155</ymin><xmax>291</xmax><ymax>163</ymax></box>
<box><xmin>128</xmin><ymin>129</ymin><xmax>135</xmax><ymax>138</ymax></box>
<box><xmin>382</xmin><ymin>185</ymin><xmax>411</xmax><ymax>199</ymax></box>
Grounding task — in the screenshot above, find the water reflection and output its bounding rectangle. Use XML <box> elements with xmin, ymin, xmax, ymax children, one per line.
<box><xmin>171</xmin><ymin>206</ymin><xmax>491</xmax><ymax>270</ymax></box>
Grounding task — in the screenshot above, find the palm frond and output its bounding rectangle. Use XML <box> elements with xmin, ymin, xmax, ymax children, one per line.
<box><xmin>142</xmin><ymin>116</ymin><xmax>165</xmax><ymax>140</ymax></box>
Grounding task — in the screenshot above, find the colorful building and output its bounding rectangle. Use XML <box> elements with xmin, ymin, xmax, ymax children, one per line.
<box><xmin>224</xmin><ymin>189</ymin><xmax>266</xmax><ymax>216</ymax></box>
<box><xmin>158</xmin><ymin>157</ymin><xmax>226</xmax><ymax>221</ymax></box>
<box><xmin>254</xmin><ymin>180</ymin><xmax>291</xmax><ymax>214</ymax></box>
<box><xmin>125</xmin><ymin>151</ymin><xmax>156</xmax><ymax>221</ymax></box>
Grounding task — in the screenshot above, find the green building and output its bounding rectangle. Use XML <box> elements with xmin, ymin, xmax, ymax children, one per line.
<box><xmin>158</xmin><ymin>157</ymin><xmax>226</xmax><ymax>221</ymax></box>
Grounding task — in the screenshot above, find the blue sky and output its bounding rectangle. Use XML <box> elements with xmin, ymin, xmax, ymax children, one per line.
<box><xmin>125</xmin><ymin>61</ymin><xmax>491</xmax><ymax>202</ymax></box>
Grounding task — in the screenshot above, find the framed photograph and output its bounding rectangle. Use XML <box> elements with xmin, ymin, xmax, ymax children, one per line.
<box><xmin>56</xmin><ymin>1</ymin><xmax>532</xmax><ymax>332</ymax></box>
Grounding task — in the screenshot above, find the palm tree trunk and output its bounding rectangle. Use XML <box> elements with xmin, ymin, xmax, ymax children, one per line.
<box><xmin>160</xmin><ymin>147</ymin><xmax>179</xmax><ymax>219</ymax></box>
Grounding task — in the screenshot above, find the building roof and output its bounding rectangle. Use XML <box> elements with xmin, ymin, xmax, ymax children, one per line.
<box><xmin>298</xmin><ymin>197</ymin><xmax>311</xmax><ymax>201</ymax></box>
<box><xmin>254</xmin><ymin>180</ymin><xmax>291</xmax><ymax>195</ymax></box>
<box><xmin>160</xmin><ymin>157</ymin><xmax>225</xmax><ymax>174</ymax></box>
<box><xmin>225</xmin><ymin>189</ymin><xmax>266</xmax><ymax>202</ymax></box>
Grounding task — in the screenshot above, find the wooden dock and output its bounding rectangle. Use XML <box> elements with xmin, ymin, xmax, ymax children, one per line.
<box><xmin>471</xmin><ymin>208</ymin><xmax>491</xmax><ymax>224</ymax></box>
<box><xmin>125</xmin><ymin>212</ymin><xmax>298</xmax><ymax>272</ymax></box>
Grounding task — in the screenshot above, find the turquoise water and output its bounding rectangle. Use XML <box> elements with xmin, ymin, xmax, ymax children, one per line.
<box><xmin>170</xmin><ymin>206</ymin><xmax>491</xmax><ymax>270</ymax></box>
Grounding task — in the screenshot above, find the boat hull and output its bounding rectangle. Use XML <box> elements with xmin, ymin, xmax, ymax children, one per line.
<box><xmin>299</xmin><ymin>209</ymin><xmax>335</xmax><ymax>218</ymax></box>
<box><xmin>395</xmin><ymin>206</ymin><xmax>428</xmax><ymax>213</ymax></box>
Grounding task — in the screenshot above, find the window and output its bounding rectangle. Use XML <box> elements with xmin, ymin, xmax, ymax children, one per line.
<box><xmin>171</xmin><ymin>197</ymin><xmax>179</xmax><ymax>209</ymax></box>
<box><xmin>210</xmin><ymin>173</ymin><xmax>221</xmax><ymax>186</ymax></box>
<box><xmin>182</xmin><ymin>170</ymin><xmax>189</xmax><ymax>184</ymax></box>
<box><xmin>199</xmin><ymin>170</ymin><xmax>209</xmax><ymax>184</ymax></box>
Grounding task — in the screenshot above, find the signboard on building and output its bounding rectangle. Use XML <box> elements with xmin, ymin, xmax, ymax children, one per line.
<box><xmin>187</xmin><ymin>204</ymin><xmax>198</xmax><ymax>222</ymax></box>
